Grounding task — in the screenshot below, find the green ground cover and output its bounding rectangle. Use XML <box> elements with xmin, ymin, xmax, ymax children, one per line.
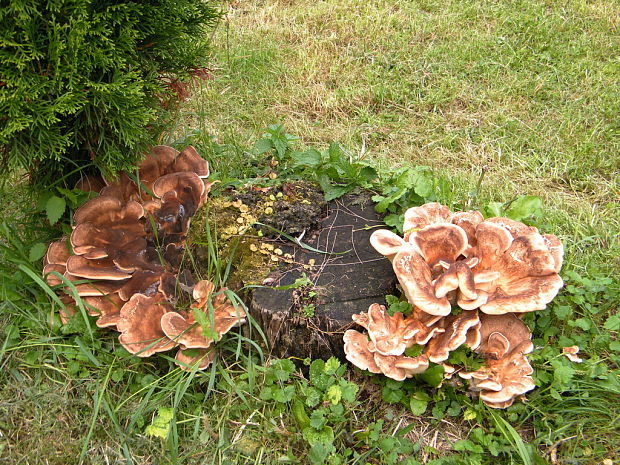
<box><xmin>1</xmin><ymin>1</ymin><xmax>619</xmax><ymax>464</ymax></box>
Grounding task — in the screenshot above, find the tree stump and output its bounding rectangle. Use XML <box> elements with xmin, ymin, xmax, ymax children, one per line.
<box><xmin>250</xmin><ymin>193</ymin><xmax>397</xmax><ymax>361</ymax></box>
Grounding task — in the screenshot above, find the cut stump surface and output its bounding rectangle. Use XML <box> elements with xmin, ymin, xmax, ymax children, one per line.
<box><xmin>250</xmin><ymin>193</ymin><xmax>396</xmax><ymax>360</ymax></box>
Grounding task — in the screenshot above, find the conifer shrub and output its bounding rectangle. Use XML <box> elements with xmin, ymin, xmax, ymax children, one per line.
<box><xmin>0</xmin><ymin>0</ymin><xmax>219</xmax><ymax>184</ymax></box>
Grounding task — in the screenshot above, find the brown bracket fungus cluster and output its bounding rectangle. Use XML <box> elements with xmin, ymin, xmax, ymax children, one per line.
<box><xmin>346</xmin><ymin>202</ymin><xmax>564</xmax><ymax>408</ymax></box>
<box><xmin>457</xmin><ymin>313</ymin><xmax>536</xmax><ymax>408</ymax></box>
<box><xmin>43</xmin><ymin>146</ymin><xmax>244</xmax><ymax>371</ymax></box>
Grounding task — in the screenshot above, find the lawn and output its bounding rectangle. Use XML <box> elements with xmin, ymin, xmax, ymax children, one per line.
<box><xmin>1</xmin><ymin>0</ymin><xmax>619</xmax><ymax>464</ymax></box>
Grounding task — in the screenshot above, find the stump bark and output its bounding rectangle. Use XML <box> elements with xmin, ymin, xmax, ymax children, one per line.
<box><xmin>250</xmin><ymin>193</ymin><xmax>397</xmax><ymax>361</ymax></box>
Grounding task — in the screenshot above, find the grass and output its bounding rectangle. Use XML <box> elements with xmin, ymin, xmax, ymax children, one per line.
<box><xmin>179</xmin><ymin>0</ymin><xmax>620</xmax><ymax>271</ymax></box>
<box><xmin>1</xmin><ymin>0</ymin><xmax>619</xmax><ymax>464</ymax></box>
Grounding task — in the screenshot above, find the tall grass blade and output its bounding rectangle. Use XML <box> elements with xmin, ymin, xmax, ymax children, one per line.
<box><xmin>79</xmin><ymin>359</ymin><xmax>115</xmax><ymax>463</ymax></box>
<box><xmin>489</xmin><ymin>410</ymin><xmax>534</xmax><ymax>465</ymax></box>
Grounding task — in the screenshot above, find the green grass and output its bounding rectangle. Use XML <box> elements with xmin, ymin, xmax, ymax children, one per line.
<box><xmin>177</xmin><ymin>0</ymin><xmax>620</xmax><ymax>270</ymax></box>
<box><xmin>1</xmin><ymin>0</ymin><xmax>619</xmax><ymax>464</ymax></box>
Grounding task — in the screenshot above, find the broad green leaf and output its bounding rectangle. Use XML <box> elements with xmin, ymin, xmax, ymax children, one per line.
<box><xmin>302</xmin><ymin>425</ymin><xmax>334</xmax><ymax>446</ymax></box>
<box><xmin>419</xmin><ymin>364</ymin><xmax>444</xmax><ymax>387</ymax></box>
<box><xmin>322</xmin><ymin>183</ymin><xmax>351</xmax><ymax>201</ymax></box>
<box><xmin>453</xmin><ymin>439</ymin><xmax>483</xmax><ymax>453</ymax></box>
<box><xmin>292</xmin><ymin>400</ymin><xmax>310</xmax><ymax>429</ymax></box>
<box><xmin>447</xmin><ymin>401</ymin><xmax>461</xmax><ymax>417</ymax></box>
<box><xmin>386</xmin><ymin>297</ymin><xmax>412</xmax><ymax>316</ymax></box>
<box><xmin>413</xmin><ymin>172</ymin><xmax>434</xmax><ymax>198</ymax></box>
<box><xmin>324</xmin><ymin>357</ymin><xmax>340</xmax><ymax>375</ymax></box>
<box><xmin>309</xmin><ymin>359</ymin><xmax>334</xmax><ymax>390</ymax></box>
<box><xmin>553</xmin><ymin>305</ymin><xmax>572</xmax><ymax>319</ymax></box>
<box><xmin>309</xmin><ymin>409</ymin><xmax>326</xmax><ymax>430</ymax></box>
<box><xmin>311</xmin><ymin>372</ymin><xmax>333</xmax><ymax>391</ymax></box>
<box><xmin>327</xmin><ymin>142</ymin><xmax>346</xmax><ymax>165</ymax></box>
<box><xmin>384</xmin><ymin>378</ymin><xmax>403</xmax><ymax>390</ymax></box>
<box><xmin>603</xmin><ymin>314</ymin><xmax>620</xmax><ymax>331</ymax></box>
<box><xmin>36</xmin><ymin>191</ymin><xmax>54</xmax><ymax>211</ymax></box>
<box><xmin>339</xmin><ymin>380</ymin><xmax>358</xmax><ymax>403</ymax></box>
<box><xmin>372</xmin><ymin>188</ymin><xmax>406</xmax><ymax>213</ymax></box>
<box><xmin>570</xmin><ymin>318</ymin><xmax>591</xmax><ymax>331</ymax></box>
<box><xmin>432</xmin><ymin>401</ymin><xmax>448</xmax><ymax>419</ymax></box>
<box><xmin>409</xmin><ymin>397</ymin><xmax>428</xmax><ymax>415</ymax></box>
<box><xmin>329</xmin><ymin>402</ymin><xmax>344</xmax><ymax>417</ymax></box>
<box><xmin>463</xmin><ymin>408</ymin><xmax>477</xmax><ymax>421</ymax></box>
<box><xmin>144</xmin><ymin>407</ymin><xmax>174</xmax><ymax>439</ymax></box>
<box><xmin>384</xmin><ymin>213</ymin><xmax>404</xmax><ymax>233</ymax></box>
<box><xmin>488</xmin><ymin>440</ymin><xmax>502</xmax><ymax>457</ymax></box>
<box><xmin>358</xmin><ymin>165</ymin><xmax>378</xmax><ymax>183</ymax></box>
<box><xmin>291</xmin><ymin>149</ymin><xmax>322</xmax><ymax>168</ymax></box>
<box><xmin>485</xmin><ymin>202</ymin><xmax>504</xmax><ymax>218</ymax></box>
<box><xmin>56</xmin><ymin>187</ymin><xmax>78</xmax><ymax>206</ymax></box>
<box><xmin>551</xmin><ymin>360</ymin><xmax>575</xmax><ymax>386</ymax></box>
<box><xmin>382</xmin><ymin>387</ymin><xmax>403</xmax><ymax>403</ymax></box>
<box><xmin>404</xmin><ymin>345</ymin><xmax>423</xmax><ymax>357</ymax></box>
<box><xmin>253</xmin><ymin>138</ymin><xmax>273</xmax><ymax>155</ymax></box>
<box><xmin>29</xmin><ymin>243</ymin><xmax>47</xmax><ymax>262</ymax></box>
<box><xmin>308</xmin><ymin>443</ymin><xmax>332</xmax><ymax>465</ymax></box>
<box><xmin>309</xmin><ymin>359</ymin><xmax>325</xmax><ymax>380</ymax></box>
<box><xmin>259</xmin><ymin>386</ymin><xmax>273</xmax><ymax>400</ymax></box>
<box><xmin>46</xmin><ymin>195</ymin><xmax>66</xmax><ymax>225</ymax></box>
<box><xmin>325</xmin><ymin>384</ymin><xmax>342</xmax><ymax>405</ymax></box>
<box><xmin>272</xmin><ymin>137</ymin><xmax>287</xmax><ymax>159</ymax></box>
<box><xmin>506</xmin><ymin>195</ymin><xmax>543</xmax><ymax>221</ymax></box>
<box><xmin>273</xmin><ymin>385</ymin><xmax>295</xmax><ymax>403</ymax></box>
<box><xmin>271</xmin><ymin>358</ymin><xmax>296</xmax><ymax>381</ymax></box>
<box><xmin>111</xmin><ymin>369</ymin><xmax>124</xmax><ymax>383</ymax></box>
<box><xmin>305</xmin><ymin>387</ymin><xmax>322</xmax><ymax>407</ymax></box>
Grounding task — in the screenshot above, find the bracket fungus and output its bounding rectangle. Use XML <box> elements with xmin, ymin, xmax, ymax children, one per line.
<box><xmin>117</xmin><ymin>293</ymin><xmax>179</xmax><ymax>357</ymax></box>
<box><xmin>343</xmin><ymin>324</ymin><xmax>430</xmax><ymax>382</ymax></box>
<box><xmin>370</xmin><ymin>203</ymin><xmax>564</xmax><ymax>318</ymax></box>
<box><xmin>562</xmin><ymin>345</ymin><xmax>583</xmax><ymax>363</ymax></box>
<box><xmin>458</xmin><ymin>314</ymin><xmax>536</xmax><ymax>408</ymax></box>
<box><xmin>44</xmin><ymin>146</ymin><xmax>239</xmax><ymax>371</ymax></box>
<box><xmin>345</xmin><ymin>201</ymin><xmax>564</xmax><ymax>408</ymax></box>
<box><xmin>344</xmin><ymin>304</ymin><xmax>433</xmax><ymax>381</ymax></box>
<box><xmin>161</xmin><ymin>284</ymin><xmax>246</xmax><ymax>352</ymax></box>
<box><xmin>423</xmin><ymin>310</ymin><xmax>480</xmax><ymax>363</ymax></box>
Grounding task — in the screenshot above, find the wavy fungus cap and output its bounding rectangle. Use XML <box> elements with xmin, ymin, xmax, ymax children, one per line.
<box><xmin>371</xmin><ymin>203</ymin><xmax>563</xmax><ymax>318</ymax></box>
<box><xmin>42</xmin><ymin>146</ymin><xmax>237</xmax><ymax>372</ymax></box>
<box><xmin>352</xmin><ymin>303</ymin><xmax>424</xmax><ymax>356</ymax></box>
<box><xmin>402</xmin><ymin>203</ymin><xmax>452</xmax><ymax>240</ymax></box>
<box><xmin>459</xmin><ymin>221</ymin><xmax>564</xmax><ymax>314</ymax></box>
<box><xmin>172</xmin><ymin>146</ymin><xmax>210</xmax><ymax>179</ymax></box>
<box><xmin>117</xmin><ymin>294</ymin><xmax>178</xmax><ymax>357</ymax></box>
<box><xmin>357</xmin><ymin>202</ymin><xmax>564</xmax><ymax>408</ymax></box>
<box><xmin>458</xmin><ymin>313</ymin><xmax>535</xmax><ymax>408</ymax></box>
<box><xmin>175</xmin><ymin>348</ymin><xmax>216</xmax><ymax>372</ymax></box>
<box><xmin>343</xmin><ymin>329</ymin><xmax>429</xmax><ymax>381</ymax></box>
<box><xmin>423</xmin><ymin>310</ymin><xmax>480</xmax><ymax>363</ymax></box>
<box><xmin>160</xmin><ymin>281</ymin><xmax>246</xmax><ymax>368</ymax></box>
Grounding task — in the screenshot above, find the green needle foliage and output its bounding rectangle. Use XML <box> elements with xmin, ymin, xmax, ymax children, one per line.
<box><xmin>0</xmin><ymin>0</ymin><xmax>219</xmax><ymax>185</ymax></box>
